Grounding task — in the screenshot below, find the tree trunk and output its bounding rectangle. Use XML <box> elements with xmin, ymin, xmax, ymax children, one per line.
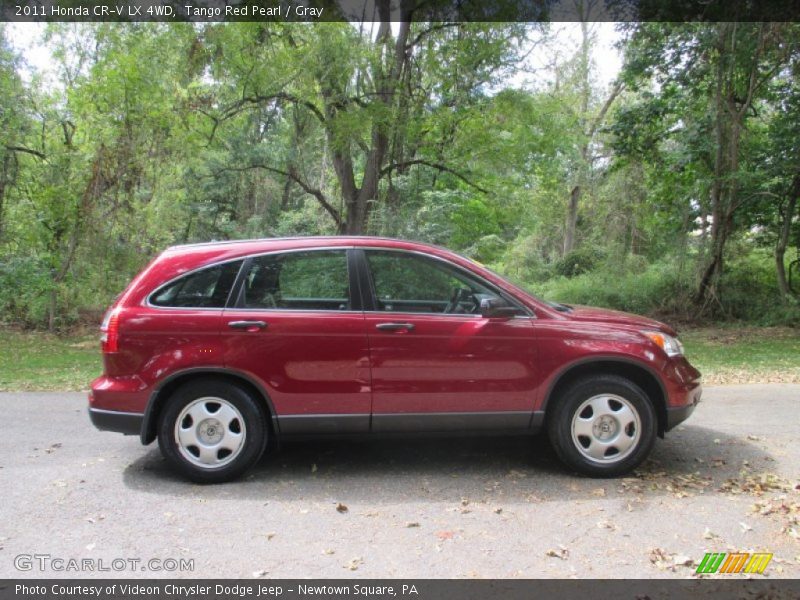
<box><xmin>564</xmin><ymin>185</ymin><xmax>580</xmax><ymax>255</ymax></box>
<box><xmin>695</xmin><ymin>23</ymin><xmax>736</xmax><ymax>310</ymax></box>
<box><xmin>776</xmin><ymin>176</ymin><xmax>800</xmax><ymax>298</ymax></box>
<box><xmin>312</xmin><ymin>1</ymin><xmax>412</xmax><ymax>236</ymax></box>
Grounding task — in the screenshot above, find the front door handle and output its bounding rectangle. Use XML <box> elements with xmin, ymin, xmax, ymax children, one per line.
<box><xmin>375</xmin><ymin>322</ymin><xmax>415</xmax><ymax>332</ymax></box>
<box><xmin>228</xmin><ymin>320</ymin><xmax>268</xmax><ymax>331</ymax></box>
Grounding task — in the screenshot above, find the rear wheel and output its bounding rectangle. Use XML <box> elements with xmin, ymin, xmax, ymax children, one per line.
<box><xmin>547</xmin><ymin>375</ymin><xmax>657</xmax><ymax>477</ymax></box>
<box><xmin>157</xmin><ymin>379</ymin><xmax>268</xmax><ymax>483</ymax></box>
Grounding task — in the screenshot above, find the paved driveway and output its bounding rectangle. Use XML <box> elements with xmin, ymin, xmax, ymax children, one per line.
<box><xmin>1</xmin><ymin>385</ymin><xmax>798</xmax><ymax>578</ymax></box>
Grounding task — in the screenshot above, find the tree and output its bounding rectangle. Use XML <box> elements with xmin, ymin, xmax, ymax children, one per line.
<box><xmin>618</xmin><ymin>23</ymin><xmax>796</xmax><ymax>311</ymax></box>
<box><xmin>198</xmin><ymin>16</ymin><xmax>530</xmax><ymax>234</ymax></box>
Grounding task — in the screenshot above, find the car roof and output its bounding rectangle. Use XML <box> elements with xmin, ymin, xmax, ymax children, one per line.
<box><xmin>162</xmin><ymin>236</ymin><xmax>456</xmax><ymax>259</ymax></box>
<box><xmin>168</xmin><ymin>235</ymin><xmax>436</xmax><ymax>250</ymax></box>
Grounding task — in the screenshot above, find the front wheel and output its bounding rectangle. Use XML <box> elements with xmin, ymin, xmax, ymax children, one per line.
<box><xmin>157</xmin><ymin>379</ymin><xmax>268</xmax><ymax>483</ymax></box>
<box><xmin>547</xmin><ymin>375</ymin><xmax>657</xmax><ymax>477</ymax></box>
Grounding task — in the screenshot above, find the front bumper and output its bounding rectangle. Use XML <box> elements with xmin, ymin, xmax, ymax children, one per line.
<box><xmin>665</xmin><ymin>382</ymin><xmax>702</xmax><ymax>432</ymax></box>
<box><xmin>88</xmin><ymin>407</ymin><xmax>143</xmax><ymax>436</ymax></box>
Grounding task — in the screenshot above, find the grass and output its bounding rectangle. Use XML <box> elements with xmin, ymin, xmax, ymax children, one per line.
<box><xmin>0</xmin><ymin>326</ymin><xmax>797</xmax><ymax>392</ymax></box>
<box><xmin>0</xmin><ymin>328</ymin><xmax>101</xmax><ymax>392</ymax></box>
<box><xmin>681</xmin><ymin>326</ymin><xmax>800</xmax><ymax>385</ymax></box>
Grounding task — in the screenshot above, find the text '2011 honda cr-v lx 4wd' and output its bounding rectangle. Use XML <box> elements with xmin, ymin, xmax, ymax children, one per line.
<box><xmin>89</xmin><ymin>236</ymin><xmax>701</xmax><ymax>483</ymax></box>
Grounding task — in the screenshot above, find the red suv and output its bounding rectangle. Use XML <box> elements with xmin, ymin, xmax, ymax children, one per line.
<box><xmin>89</xmin><ymin>236</ymin><xmax>701</xmax><ymax>483</ymax></box>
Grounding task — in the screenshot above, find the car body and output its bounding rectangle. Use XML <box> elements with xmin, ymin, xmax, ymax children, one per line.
<box><xmin>89</xmin><ymin>236</ymin><xmax>701</xmax><ymax>482</ymax></box>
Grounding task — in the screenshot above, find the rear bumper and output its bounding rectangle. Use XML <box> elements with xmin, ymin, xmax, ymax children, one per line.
<box><xmin>88</xmin><ymin>407</ymin><xmax>143</xmax><ymax>436</ymax></box>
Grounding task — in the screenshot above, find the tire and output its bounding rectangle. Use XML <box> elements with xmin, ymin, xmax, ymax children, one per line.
<box><xmin>157</xmin><ymin>378</ymin><xmax>268</xmax><ymax>483</ymax></box>
<box><xmin>547</xmin><ymin>375</ymin><xmax>657</xmax><ymax>477</ymax></box>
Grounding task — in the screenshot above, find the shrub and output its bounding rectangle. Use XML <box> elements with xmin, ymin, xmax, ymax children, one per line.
<box><xmin>554</xmin><ymin>247</ymin><xmax>604</xmax><ymax>278</ymax></box>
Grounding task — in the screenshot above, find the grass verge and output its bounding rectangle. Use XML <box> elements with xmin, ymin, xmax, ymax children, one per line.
<box><xmin>681</xmin><ymin>326</ymin><xmax>800</xmax><ymax>385</ymax></box>
<box><xmin>0</xmin><ymin>326</ymin><xmax>797</xmax><ymax>392</ymax></box>
<box><xmin>0</xmin><ymin>328</ymin><xmax>101</xmax><ymax>392</ymax></box>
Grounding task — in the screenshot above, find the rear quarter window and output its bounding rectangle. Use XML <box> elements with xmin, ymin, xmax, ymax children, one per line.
<box><xmin>149</xmin><ymin>260</ymin><xmax>243</xmax><ymax>308</ymax></box>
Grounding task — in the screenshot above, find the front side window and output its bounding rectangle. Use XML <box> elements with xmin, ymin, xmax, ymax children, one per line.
<box><xmin>241</xmin><ymin>250</ymin><xmax>350</xmax><ymax>311</ymax></box>
<box><xmin>150</xmin><ymin>260</ymin><xmax>243</xmax><ymax>308</ymax></box>
<box><xmin>365</xmin><ymin>250</ymin><xmax>501</xmax><ymax>314</ymax></box>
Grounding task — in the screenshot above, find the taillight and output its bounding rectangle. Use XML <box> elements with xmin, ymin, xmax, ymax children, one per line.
<box><xmin>100</xmin><ymin>307</ymin><xmax>121</xmax><ymax>353</ymax></box>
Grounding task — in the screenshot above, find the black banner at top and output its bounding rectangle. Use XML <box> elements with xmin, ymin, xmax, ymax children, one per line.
<box><xmin>2</xmin><ymin>0</ymin><xmax>800</xmax><ymax>23</ymax></box>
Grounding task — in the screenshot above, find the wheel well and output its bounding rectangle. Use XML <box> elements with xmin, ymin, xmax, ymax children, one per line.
<box><xmin>544</xmin><ymin>360</ymin><xmax>668</xmax><ymax>436</ymax></box>
<box><xmin>141</xmin><ymin>372</ymin><xmax>275</xmax><ymax>444</ymax></box>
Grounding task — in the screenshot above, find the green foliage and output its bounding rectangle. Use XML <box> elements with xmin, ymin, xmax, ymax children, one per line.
<box><xmin>554</xmin><ymin>247</ymin><xmax>604</xmax><ymax>278</ymax></box>
<box><xmin>1</xmin><ymin>23</ymin><xmax>799</xmax><ymax>329</ymax></box>
<box><xmin>535</xmin><ymin>248</ymin><xmax>800</xmax><ymax>326</ymax></box>
<box><xmin>539</xmin><ymin>257</ymin><xmax>694</xmax><ymax>317</ymax></box>
<box><xmin>0</xmin><ymin>257</ymin><xmax>53</xmax><ymax>326</ymax></box>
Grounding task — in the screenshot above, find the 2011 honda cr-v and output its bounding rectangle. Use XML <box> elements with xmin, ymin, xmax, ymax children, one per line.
<box><xmin>89</xmin><ymin>236</ymin><xmax>701</xmax><ymax>483</ymax></box>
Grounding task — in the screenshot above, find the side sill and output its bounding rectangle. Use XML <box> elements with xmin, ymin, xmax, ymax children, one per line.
<box><xmin>278</xmin><ymin>414</ymin><xmax>370</xmax><ymax>435</ymax></box>
<box><xmin>372</xmin><ymin>411</ymin><xmax>534</xmax><ymax>434</ymax></box>
<box><xmin>89</xmin><ymin>408</ymin><xmax>144</xmax><ymax>436</ymax></box>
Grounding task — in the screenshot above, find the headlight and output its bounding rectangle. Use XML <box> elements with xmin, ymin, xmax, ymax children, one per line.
<box><xmin>643</xmin><ymin>331</ymin><xmax>684</xmax><ymax>357</ymax></box>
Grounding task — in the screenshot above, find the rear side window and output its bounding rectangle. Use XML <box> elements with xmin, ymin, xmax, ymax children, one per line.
<box><xmin>241</xmin><ymin>250</ymin><xmax>350</xmax><ymax>311</ymax></box>
<box><xmin>150</xmin><ymin>260</ymin><xmax>243</xmax><ymax>308</ymax></box>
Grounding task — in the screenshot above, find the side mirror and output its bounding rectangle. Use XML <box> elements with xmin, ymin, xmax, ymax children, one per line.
<box><xmin>480</xmin><ymin>297</ymin><xmax>524</xmax><ymax>319</ymax></box>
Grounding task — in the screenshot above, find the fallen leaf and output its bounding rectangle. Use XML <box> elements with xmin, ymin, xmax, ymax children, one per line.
<box><xmin>406</xmin><ymin>522</ymin><xmax>420</xmax><ymax>528</ymax></box>
<box><xmin>649</xmin><ymin>547</ymin><xmax>669</xmax><ymax>569</ymax></box>
<box><xmin>336</xmin><ymin>503</ymin><xmax>348</xmax><ymax>513</ymax></box>
<box><xmin>545</xmin><ymin>546</ymin><xmax>569</xmax><ymax>560</ymax></box>
<box><xmin>346</xmin><ymin>557</ymin><xmax>363</xmax><ymax>571</ymax></box>
<box><xmin>673</xmin><ymin>555</ymin><xmax>694</xmax><ymax>567</ymax></box>
<box><xmin>265</xmin><ymin>532</ymin><xmax>276</xmax><ymax>540</ymax></box>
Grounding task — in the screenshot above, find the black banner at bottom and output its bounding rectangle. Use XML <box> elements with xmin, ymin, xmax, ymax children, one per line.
<box><xmin>1</xmin><ymin>579</ymin><xmax>800</xmax><ymax>600</ymax></box>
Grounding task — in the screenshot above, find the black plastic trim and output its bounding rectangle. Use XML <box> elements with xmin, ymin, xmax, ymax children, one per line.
<box><xmin>371</xmin><ymin>411</ymin><xmax>532</xmax><ymax>433</ymax></box>
<box><xmin>89</xmin><ymin>408</ymin><xmax>143</xmax><ymax>436</ymax></box>
<box><xmin>345</xmin><ymin>248</ymin><xmax>365</xmax><ymax>311</ymax></box>
<box><xmin>665</xmin><ymin>386</ymin><xmax>701</xmax><ymax>431</ymax></box>
<box><xmin>278</xmin><ymin>414</ymin><xmax>370</xmax><ymax>435</ymax></box>
<box><xmin>666</xmin><ymin>403</ymin><xmax>697</xmax><ymax>431</ymax></box>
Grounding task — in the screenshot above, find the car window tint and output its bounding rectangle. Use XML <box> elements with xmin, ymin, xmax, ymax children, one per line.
<box><xmin>365</xmin><ymin>250</ymin><xmax>498</xmax><ymax>314</ymax></box>
<box><xmin>243</xmin><ymin>250</ymin><xmax>350</xmax><ymax>311</ymax></box>
<box><xmin>150</xmin><ymin>260</ymin><xmax>243</xmax><ymax>308</ymax></box>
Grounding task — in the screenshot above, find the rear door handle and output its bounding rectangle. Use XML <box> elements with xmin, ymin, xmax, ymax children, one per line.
<box><xmin>228</xmin><ymin>320</ymin><xmax>267</xmax><ymax>331</ymax></box>
<box><xmin>375</xmin><ymin>322</ymin><xmax>415</xmax><ymax>331</ymax></box>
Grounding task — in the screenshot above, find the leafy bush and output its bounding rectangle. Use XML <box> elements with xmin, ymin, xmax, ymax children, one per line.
<box><xmin>539</xmin><ymin>258</ymin><xmax>694</xmax><ymax>317</ymax></box>
<box><xmin>554</xmin><ymin>247</ymin><xmax>604</xmax><ymax>278</ymax></box>
<box><xmin>527</xmin><ymin>249</ymin><xmax>800</xmax><ymax>326</ymax></box>
<box><xmin>0</xmin><ymin>256</ymin><xmax>54</xmax><ymax>327</ymax></box>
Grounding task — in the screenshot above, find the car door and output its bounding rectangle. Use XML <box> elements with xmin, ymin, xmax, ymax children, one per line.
<box><xmin>358</xmin><ymin>248</ymin><xmax>538</xmax><ymax>432</ymax></box>
<box><xmin>221</xmin><ymin>248</ymin><xmax>371</xmax><ymax>434</ymax></box>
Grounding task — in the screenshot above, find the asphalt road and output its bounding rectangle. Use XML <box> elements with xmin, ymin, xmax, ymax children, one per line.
<box><xmin>0</xmin><ymin>385</ymin><xmax>798</xmax><ymax>579</ymax></box>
